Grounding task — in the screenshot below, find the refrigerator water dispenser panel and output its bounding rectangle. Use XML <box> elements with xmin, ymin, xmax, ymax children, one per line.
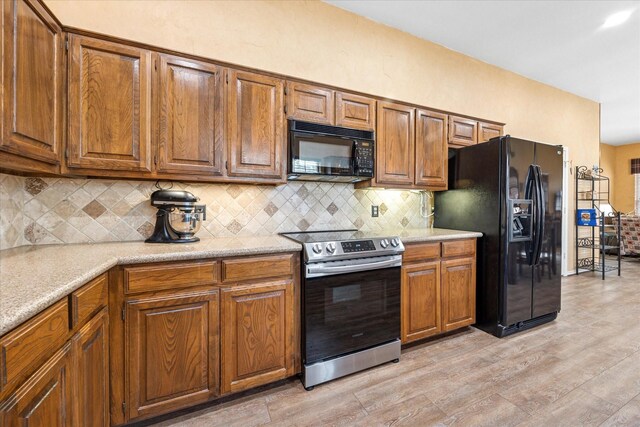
<box><xmin>509</xmin><ymin>199</ymin><xmax>533</xmax><ymax>242</ymax></box>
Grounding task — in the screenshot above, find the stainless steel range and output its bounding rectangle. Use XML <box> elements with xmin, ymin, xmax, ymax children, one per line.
<box><xmin>281</xmin><ymin>230</ymin><xmax>405</xmax><ymax>390</ymax></box>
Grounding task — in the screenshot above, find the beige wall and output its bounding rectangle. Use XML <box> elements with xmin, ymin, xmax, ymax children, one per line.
<box><xmin>599</xmin><ymin>143</ymin><xmax>617</xmax><ymax>205</ymax></box>
<box><xmin>601</xmin><ymin>143</ymin><xmax>640</xmax><ymax>214</ymax></box>
<box><xmin>43</xmin><ymin>0</ymin><xmax>601</xmax><ymax>270</ymax></box>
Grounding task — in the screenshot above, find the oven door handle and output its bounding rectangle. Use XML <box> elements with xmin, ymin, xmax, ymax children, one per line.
<box><xmin>306</xmin><ymin>256</ymin><xmax>402</xmax><ymax>278</ymax></box>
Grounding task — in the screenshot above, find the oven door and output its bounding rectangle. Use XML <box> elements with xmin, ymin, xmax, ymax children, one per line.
<box><xmin>304</xmin><ymin>265</ymin><xmax>400</xmax><ymax>364</ymax></box>
<box><xmin>290</xmin><ymin>132</ymin><xmax>355</xmax><ymax>176</ymax></box>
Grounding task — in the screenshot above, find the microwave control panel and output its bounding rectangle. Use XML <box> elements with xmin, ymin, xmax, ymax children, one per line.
<box><xmin>354</xmin><ymin>141</ymin><xmax>374</xmax><ymax>177</ymax></box>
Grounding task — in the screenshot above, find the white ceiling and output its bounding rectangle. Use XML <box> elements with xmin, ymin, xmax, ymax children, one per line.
<box><xmin>326</xmin><ymin>0</ymin><xmax>640</xmax><ymax>145</ymax></box>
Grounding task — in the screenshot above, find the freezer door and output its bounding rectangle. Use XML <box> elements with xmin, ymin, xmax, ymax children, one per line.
<box><xmin>532</xmin><ymin>143</ymin><xmax>563</xmax><ymax>317</ymax></box>
<box><xmin>503</xmin><ymin>138</ymin><xmax>535</xmax><ymax>326</ymax></box>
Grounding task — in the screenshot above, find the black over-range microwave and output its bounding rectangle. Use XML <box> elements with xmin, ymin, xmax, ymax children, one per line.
<box><xmin>288</xmin><ymin>120</ymin><xmax>374</xmax><ymax>183</ymax></box>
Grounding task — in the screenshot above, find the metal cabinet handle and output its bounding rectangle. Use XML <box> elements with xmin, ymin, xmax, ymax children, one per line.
<box><xmin>306</xmin><ymin>256</ymin><xmax>402</xmax><ymax>278</ymax></box>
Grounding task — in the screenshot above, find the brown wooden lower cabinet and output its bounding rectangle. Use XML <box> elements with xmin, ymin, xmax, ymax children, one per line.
<box><xmin>125</xmin><ymin>290</ymin><xmax>219</xmax><ymax>421</ymax></box>
<box><xmin>0</xmin><ymin>342</ymin><xmax>74</xmax><ymax>427</ymax></box>
<box><xmin>441</xmin><ymin>257</ymin><xmax>476</xmax><ymax>331</ymax></box>
<box><xmin>401</xmin><ymin>261</ymin><xmax>441</xmax><ymax>342</ymax></box>
<box><xmin>110</xmin><ymin>253</ymin><xmax>299</xmax><ymax>424</ymax></box>
<box><xmin>220</xmin><ymin>280</ymin><xmax>295</xmax><ymax>394</ymax></box>
<box><xmin>0</xmin><ymin>252</ymin><xmax>296</xmax><ymax>424</ymax></box>
<box><xmin>73</xmin><ymin>308</ymin><xmax>110</xmax><ymax>427</ymax></box>
<box><xmin>401</xmin><ymin>239</ymin><xmax>477</xmax><ymax>344</ymax></box>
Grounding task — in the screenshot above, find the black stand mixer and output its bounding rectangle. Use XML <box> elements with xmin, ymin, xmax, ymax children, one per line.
<box><xmin>146</xmin><ymin>189</ymin><xmax>206</xmax><ymax>243</ymax></box>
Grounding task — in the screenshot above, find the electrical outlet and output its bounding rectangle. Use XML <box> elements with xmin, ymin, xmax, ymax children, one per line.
<box><xmin>371</xmin><ymin>205</ymin><xmax>379</xmax><ymax>217</ymax></box>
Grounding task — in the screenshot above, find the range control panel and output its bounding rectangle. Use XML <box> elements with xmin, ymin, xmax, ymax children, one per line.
<box><xmin>341</xmin><ymin>240</ymin><xmax>376</xmax><ymax>253</ymax></box>
<box><xmin>302</xmin><ymin>236</ymin><xmax>405</xmax><ymax>262</ymax></box>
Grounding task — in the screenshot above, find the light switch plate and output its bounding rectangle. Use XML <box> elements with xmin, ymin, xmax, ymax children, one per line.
<box><xmin>371</xmin><ymin>205</ymin><xmax>379</xmax><ymax>217</ymax></box>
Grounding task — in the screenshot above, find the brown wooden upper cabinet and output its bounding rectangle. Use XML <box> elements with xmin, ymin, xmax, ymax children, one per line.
<box><xmin>286</xmin><ymin>82</ymin><xmax>376</xmax><ymax>131</ymax></box>
<box><xmin>478</xmin><ymin>121</ymin><xmax>504</xmax><ymax>143</ymax></box>
<box><xmin>376</xmin><ymin>101</ymin><xmax>415</xmax><ymax>186</ymax></box>
<box><xmin>415</xmin><ymin>109</ymin><xmax>448</xmax><ymax>189</ymax></box>
<box><xmin>155</xmin><ymin>54</ymin><xmax>224</xmax><ymax>176</ymax></box>
<box><xmin>363</xmin><ymin>103</ymin><xmax>447</xmax><ymax>190</ymax></box>
<box><xmin>1</xmin><ymin>0</ymin><xmax>64</xmax><ymax>174</ymax></box>
<box><xmin>286</xmin><ymin>82</ymin><xmax>334</xmax><ymax>125</ymax></box>
<box><xmin>335</xmin><ymin>92</ymin><xmax>376</xmax><ymax>131</ymax></box>
<box><xmin>448</xmin><ymin>115</ymin><xmax>478</xmax><ymax>148</ymax></box>
<box><xmin>67</xmin><ymin>35</ymin><xmax>152</xmax><ymax>174</ymax></box>
<box><xmin>227</xmin><ymin>70</ymin><xmax>285</xmax><ymax>181</ymax></box>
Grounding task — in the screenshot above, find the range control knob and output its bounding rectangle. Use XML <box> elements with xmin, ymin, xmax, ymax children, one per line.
<box><xmin>312</xmin><ymin>243</ymin><xmax>323</xmax><ymax>254</ymax></box>
<box><xmin>326</xmin><ymin>242</ymin><xmax>336</xmax><ymax>254</ymax></box>
<box><xmin>380</xmin><ymin>239</ymin><xmax>389</xmax><ymax>248</ymax></box>
<box><xmin>390</xmin><ymin>238</ymin><xmax>400</xmax><ymax>247</ymax></box>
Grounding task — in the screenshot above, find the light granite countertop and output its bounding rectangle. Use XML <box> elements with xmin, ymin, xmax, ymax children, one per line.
<box><xmin>0</xmin><ymin>235</ymin><xmax>301</xmax><ymax>336</ymax></box>
<box><xmin>0</xmin><ymin>228</ymin><xmax>481</xmax><ymax>336</ymax></box>
<box><xmin>388</xmin><ymin>227</ymin><xmax>482</xmax><ymax>243</ymax></box>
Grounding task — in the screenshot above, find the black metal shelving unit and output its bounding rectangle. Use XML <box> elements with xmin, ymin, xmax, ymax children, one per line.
<box><xmin>575</xmin><ymin>166</ymin><xmax>621</xmax><ymax>280</ymax></box>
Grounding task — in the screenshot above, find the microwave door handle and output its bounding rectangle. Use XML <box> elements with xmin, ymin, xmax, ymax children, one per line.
<box><xmin>307</xmin><ymin>256</ymin><xmax>402</xmax><ymax>277</ymax></box>
<box><xmin>351</xmin><ymin>141</ymin><xmax>357</xmax><ymax>172</ymax></box>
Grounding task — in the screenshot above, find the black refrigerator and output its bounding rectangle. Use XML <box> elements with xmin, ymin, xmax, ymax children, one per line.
<box><xmin>435</xmin><ymin>136</ymin><xmax>563</xmax><ymax>337</ymax></box>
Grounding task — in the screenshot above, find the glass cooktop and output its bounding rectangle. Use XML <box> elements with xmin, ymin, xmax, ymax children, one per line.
<box><xmin>281</xmin><ymin>229</ymin><xmax>395</xmax><ymax>244</ymax></box>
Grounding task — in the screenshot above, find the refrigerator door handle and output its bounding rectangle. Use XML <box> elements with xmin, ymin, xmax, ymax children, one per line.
<box><xmin>533</xmin><ymin>165</ymin><xmax>545</xmax><ymax>265</ymax></box>
<box><xmin>525</xmin><ymin>165</ymin><xmax>538</xmax><ymax>265</ymax></box>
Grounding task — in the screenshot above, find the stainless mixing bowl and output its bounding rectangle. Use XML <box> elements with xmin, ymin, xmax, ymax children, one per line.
<box><xmin>168</xmin><ymin>208</ymin><xmax>203</xmax><ymax>237</ymax></box>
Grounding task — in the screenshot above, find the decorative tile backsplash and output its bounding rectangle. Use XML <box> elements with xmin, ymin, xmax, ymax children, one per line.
<box><xmin>0</xmin><ymin>173</ymin><xmax>430</xmax><ymax>249</ymax></box>
<box><xmin>0</xmin><ymin>174</ymin><xmax>26</xmax><ymax>249</ymax></box>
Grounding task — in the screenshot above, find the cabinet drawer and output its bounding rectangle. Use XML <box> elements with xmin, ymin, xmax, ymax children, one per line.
<box><xmin>442</xmin><ymin>239</ymin><xmax>476</xmax><ymax>258</ymax></box>
<box><xmin>0</xmin><ymin>299</ymin><xmax>69</xmax><ymax>394</ymax></box>
<box><xmin>124</xmin><ymin>261</ymin><xmax>219</xmax><ymax>294</ymax></box>
<box><xmin>222</xmin><ymin>254</ymin><xmax>294</xmax><ymax>282</ymax></box>
<box><xmin>71</xmin><ymin>273</ymin><xmax>108</xmax><ymax>328</ymax></box>
<box><xmin>403</xmin><ymin>242</ymin><xmax>441</xmax><ymax>263</ymax></box>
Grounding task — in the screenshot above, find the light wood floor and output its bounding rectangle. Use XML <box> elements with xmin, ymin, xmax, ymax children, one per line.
<box><xmin>153</xmin><ymin>259</ymin><xmax>640</xmax><ymax>427</ymax></box>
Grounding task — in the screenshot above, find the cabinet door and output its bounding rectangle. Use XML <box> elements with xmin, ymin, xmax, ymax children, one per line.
<box><xmin>478</xmin><ymin>122</ymin><xmax>503</xmax><ymax>143</ymax></box>
<box><xmin>0</xmin><ymin>343</ymin><xmax>73</xmax><ymax>427</ymax></box>
<box><xmin>441</xmin><ymin>257</ymin><xmax>476</xmax><ymax>331</ymax></box>
<box><xmin>1</xmin><ymin>0</ymin><xmax>63</xmax><ymax>167</ymax></box>
<box><xmin>73</xmin><ymin>308</ymin><xmax>109</xmax><ymax>427</ymax></box>
<box><xmin>227</xmin><ymin>69</ymin><xmax>285</xmax><ymax>180</ymax></box>
<box><xmin>415</xmin><ymin>109</ymin><xmax>447</xmax><ymax>189</ymax></box>
<box><xmin>67</xmin><ymin>35</ymin><xmax>152</xmax><ymax>172</ymax></box>
<box><xmin>335</xmin><ymin>92</ymin><xmax>376</xmax><ymax>131</ymax></box>
<box><xmin>221</xmin><ymin>280</ymin><xmax>294</xmax><ymax>394</ymax></box>
<box><xmin>376</xmin><ymin>101</ymin><xmax>415</xmax><ymax>186</ymax></box>
<box><xmin>156</xmin><ymin>54</ymin><xmax>224</xmax><ymax>176</ymax></box>
<box><xmin>448</xmin><ymin>116</ymin><xmax>477</xmax><ymax>148</ymax></box>
<box><xmin>286</xmin><ymin>82</ymin><xmax>334</xmax><ymax>125</ymax></box>
<box><xmin>126</xmin><ymin>290</ymin><xmax>218</xmax><ymax>421</ymax></box>
<box><xmin>401</xmin><ymin>261</ymin><xmax>441</xmax><ymax>343</ymax></box>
